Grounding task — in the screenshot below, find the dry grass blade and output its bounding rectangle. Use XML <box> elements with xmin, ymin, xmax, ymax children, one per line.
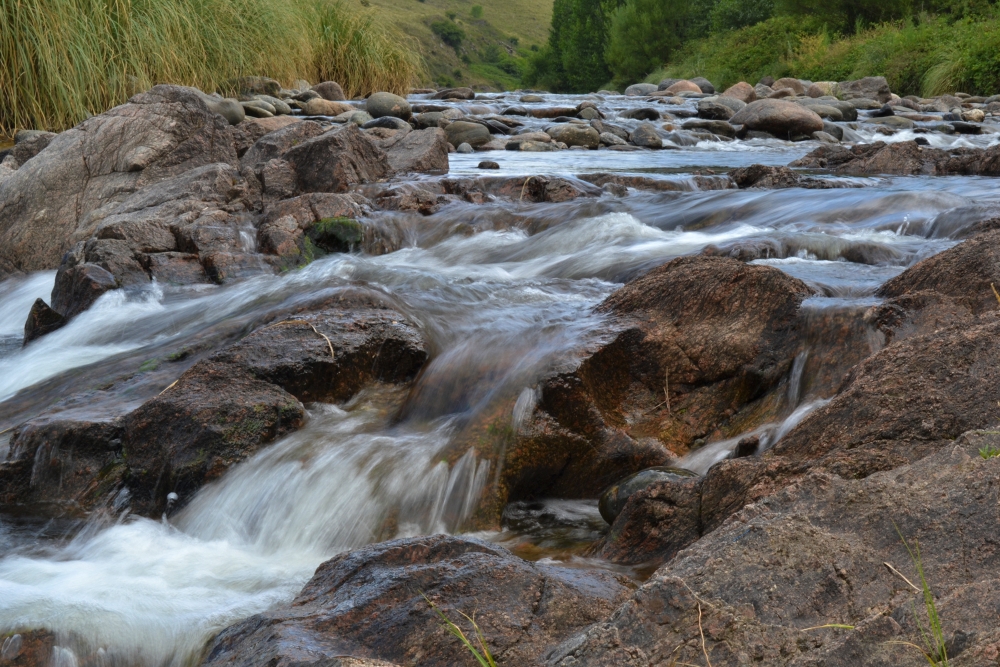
<box><xmin>884</xmin><ymin>561</ymin><xmax>922</xmax><ymax>593</ymax></box>
<box><xmin>697</xmin><ymin>603</ymin><xmax>713</xmax><ymax>667</ymax></box>
<box><xmin>991</xmin><ymin>283</ymin><xmax>1000</xmax><ymax>307</ymax></box>
<box><xmin>800</xmin><ymin>624</ymin><xmax>856</xmax><ymax>631</ymax></box>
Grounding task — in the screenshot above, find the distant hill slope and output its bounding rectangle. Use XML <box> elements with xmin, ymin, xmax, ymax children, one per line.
<box><xmin>362</xmin><ymin>0</ymin><xmax>553</xmax><ymax>90</ymax></box>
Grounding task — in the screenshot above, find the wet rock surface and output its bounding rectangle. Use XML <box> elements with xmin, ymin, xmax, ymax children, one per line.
<box><xmin>548</xmin><ymin>431</ymin><xmax>1000</xmax><ymax>667</ymax></box>
<box><xmin>202</xmin><ymin>535</ymin><xmax>632</xmax><ymax>667</ymax></box>
<box><xmin>595</xmin><ymin>227</ymin><xmax>1000</xmax><ymax>566</ymax></box>
<box><xmin>454</xmin><ymin>255</ymin><xmax>813</xmax><ymax>526</ymax></box>
<box><xmin>792</xmin><ymin>140</ymin><xmax>1000</xmax><ymax>175</ymax></box>
<box><xmin>1</xmin><ymin>290</ymin><xmax>428</xmax><ymax>516</ymax></box>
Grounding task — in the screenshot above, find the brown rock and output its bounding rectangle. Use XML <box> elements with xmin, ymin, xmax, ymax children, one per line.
<box><xmin>791</xmin><ymin>140</ymin><xmax>1000</xmax><ymax>176</ymax></box>
<box><xmin>379</xmin><ymin>127</ymin><xmax>450</xmax><ymax>175</ymax></box>
<box><xmin>50</xmin><ymin>262</ymin><xmax>118</xmax><ymax>318</ymax></box>
<box><xmin>728</xmin><ymin>164</ymin><xmax>858</xmax><ymax>189</ymax></box>
<box><xmin>312</xmin><ymin>81</ymin><xmax>346</xmax><ymax>101</ymax></box>
<box><xmin>257</xmin><ymin>192</ymin><xmax>369</xmax><ymax>267</ymax></box>
<box><xmin>431</xmin><ymin>87</ymin><xmax>475</xmax><ymax>100</ymax></box>
<box><xmin>122</xmin><ymin>293</ymin><xmax>428</xmax><ymax>515</ymax></box>
<box><xmin>22</xmin><ymin>298</ymin><xmax>66</xmax><ymax>344</ymax></box>
<box><xmin>722</xmin><ymin>81</ymin><xmax>756</xmax><ymax>103</ymax></box>
<box><xmin>876</xmin><ymin>228</ymin><xmax>1000</xmax><ymax>316</ymax></box>
<box><xmin>837</xmin><ymin>76</ymin><xmax>892</xmax><ymax>103</ymax></box>
<box><xmin>231</xmin><ymin>116</ymin><xmax>303</xmax><ymax>157</ymax></box>
<box><xmin>282</xmin><ymin>124</ymin><xmax>391</xmax><ymax>194</ymax></box>
<box><xmin>450</xmin><ymin>256</ymin><xmax>812</xmax><ymax>527</ymax></box>
<box><xmin>730</xmin><ymin>99</ymin><xmax>824</xmax><ymax>138</ymax></box>
<box><xmin>303</xmin><ymin>98</ymin><xmax>356</xmax><ymax>117</ymax></box>
<box><xmin>771</xmin><ymin>77</ymin><xmax>806</xmax><ymax>95</ymax></box>
<box><xmin>666</xmin><ymin>80</ymin><xmax>703</xmax><ymax>94</ymax></box>
<box><xmin>550</xmin><ymin>431</ymin><xmax>1000</xmax><ymax>667</ymax></box>
<box><xmin>144</xmin><ymin>252</ymin><xmax>210</xmax><ymax>285</ymax></box>
<box><xmin>808</xmin><ymin>81</ymin><xmax>837</xmax><ymax>97</ymax></box>
<box><xmin>0</xmin><ymin>85</ymin><xmax>238</xmax><ymax>277</ymax></box>
<box><xmin>202</xmin><ymin>535</ymin><xmax>631</xmax><ymax>667</ymax></box>
<box><xmin>240</xmin><ymin>120</ymin><xmax>326</xmax><ymax>170</ymax></box>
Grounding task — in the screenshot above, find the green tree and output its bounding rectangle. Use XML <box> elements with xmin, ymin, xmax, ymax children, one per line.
<box><xmin>774</xmin><ymin>0</ymin><xmax>914</xmax><ymax>32</ymax></box>
<box><xmin>525</xmin><ymin>0</ymin><xmax>619</xmax><ymax>91</ymax></box>
<box><xmin>710</xmin><ymin>0</ymin><xmax>774</xmax><ymax>31</ymax></box>
<box><xmin>605</xmin><ymin>0</ymin><xmax>694</xmax><ymax>85</ymax></box>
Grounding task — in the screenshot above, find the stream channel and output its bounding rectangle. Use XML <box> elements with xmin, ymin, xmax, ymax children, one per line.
<box><xmin>1</xmin><ymin>91</ymin><xmax>999</xmax><ymax>667</ymax></box>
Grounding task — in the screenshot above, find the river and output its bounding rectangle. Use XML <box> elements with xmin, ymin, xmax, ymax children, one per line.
<box><xmin>0</xmin><ymin>91</ymin><xmax>998</xmax><ymax>667</ymax></box>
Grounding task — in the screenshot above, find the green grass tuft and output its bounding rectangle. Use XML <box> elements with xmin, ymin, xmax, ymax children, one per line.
<box><xmin>894</xmin><ymin>527</ymin><xmax>949</xmax><ymax>666</ymax></box>
<box><xmin>979</xmin><ymin>445</ymin><xmax>1000</xmax><ymax>460</ymax></box>
<box><xmin>423</xmin><ymin>594</ymin><xmax>498</xmax><ymax>667</ymax></box>
<box><xmin>0</xmin><ymin>0</ymin><xmax>422</xmax><ymax>135</ymax></box>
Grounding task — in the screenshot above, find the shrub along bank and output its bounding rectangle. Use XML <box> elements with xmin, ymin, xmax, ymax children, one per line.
<box><xmin>657</xmin><ymin>12</ymin><xmax>1000</xmax><ymax>97</ymax></box>
<box><xmin>0</xmin><ymin>0</ymin><xmax>422</xmax><ymax>135</ymax></box>
<box><xmin>526</xmin><ymin>0</ymin><xmax>1000</xmax><ymax>96</ymax></box>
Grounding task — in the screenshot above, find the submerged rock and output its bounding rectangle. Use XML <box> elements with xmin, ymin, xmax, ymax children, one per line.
<box><xmin>202</xmin><ymin>535</ymin><xmax>631</xmax><ymax>667</ymax></box>
<box><xmin>598</xmin><ymin>466</ymin><xmax>698</xmax><ymax>524</ymax></box>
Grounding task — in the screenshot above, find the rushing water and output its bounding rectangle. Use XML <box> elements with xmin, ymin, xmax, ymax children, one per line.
<box><xmin>2</xmin><ymin>90</ymin><xmax>1000</xmax><ymax>667</ymax></box>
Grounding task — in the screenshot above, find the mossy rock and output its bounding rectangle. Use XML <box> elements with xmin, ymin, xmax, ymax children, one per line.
<box><xmin>306</xmin><ymin>217</ymin><xmax>363</xmax><ymax>253</ymax></box>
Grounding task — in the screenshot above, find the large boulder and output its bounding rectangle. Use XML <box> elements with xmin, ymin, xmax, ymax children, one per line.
<box><xmin>549</xmin><ymin>431</ymin><xmax>1000</xmax><ymax>667</ymax></box>
<box><xmin>624</xmin><ymin>83</ymin><xmax>658</xmax><ymax>96</ymax></box>
<box><xmin>545</xmin><ymin>123</ymin><xmax>600</xmax><ymax>148</ymax></box>
<box><xmin>730</xmin><ymin>99</ymin><xmax>825</xmax><ymax>139</ymax></box>
<box><xmin>202</xmin><ymin>535</ymin><xmax>631</xmax><ymax>667</ymax></box>
<box><xmin>590</xmin><ymin>233</ymin><xmax>1000</xmax><ymax>569</ymax></box>
<box><xmin>366</xmin><ymin>92</ymin><xmax>412</xmax><ymax>120</ymax></box>
<box><xmin>722</xmin><ymin>81</ymin><xmax>756</xmax><ymax>104</ymax></box>
<box><xmin>378</xmin><ymin>127</ymin><xmax>450</xmax><ymax>175</ymax></box>
<box><xmin>312</xmin><ymin>81</ymin><xmax>346</xmax><ymax>101</ymax></box>
<box><xmin>280</xmin><ymin>124</ymin><xmax>391</xmax><ymax>194</ymax></box>
<box><xmin>836</xmin><ymin>76</ymin><xmax>892</xmax><ymax>103</ymax></box>
<box><xmin>444</xmin><ymin>121</ymin><xmax>491</xmax><ymax>148</ymax></box>
<box><xmin>0</xmin><ymin>85</ymin><xmax>239</xmax><ymax>278</ymax></box>
<box><xmin>447</xmin><ymin>256</ymin><xmax>812</xmax><ymax>527</ymax></box>
<box><xmin>2</xmin><ymin>292</ymin><xmax>428</xmax><ymax>516</ymax></box>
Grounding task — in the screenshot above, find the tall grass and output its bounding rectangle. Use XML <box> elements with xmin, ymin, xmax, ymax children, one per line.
<box><xmin>0</xmin><ymin>0</ymin><xmax>422</xmax><ymax>135</ymax></box>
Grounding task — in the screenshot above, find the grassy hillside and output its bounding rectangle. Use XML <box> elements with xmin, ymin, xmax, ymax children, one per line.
<box><xmin>364</xmin><ymin>0</ymin><xmax>553</xmax><ymax>89</ymax></box>
<box><xmin>649</xmin><ymin>13</ymin><xmax>1000</xmax><ymax>98</ymax></box>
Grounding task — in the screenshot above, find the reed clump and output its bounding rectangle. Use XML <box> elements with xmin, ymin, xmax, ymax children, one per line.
<box><xmin>0</xmin><ymin>0</ymin><xmax>422</xmax><ymax>136</ymax></box>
